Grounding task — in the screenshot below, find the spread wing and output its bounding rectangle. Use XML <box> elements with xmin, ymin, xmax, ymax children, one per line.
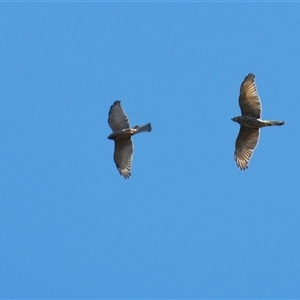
<box><xmin>108</xmin><ymin>100</ymin><xmax>130</xmax><ymax>132</ymax></box>
<box><xmin>234</xmin><ymin>127</ymin><xmax>259</xmax><ymax>170</ymax></box>
<box><xmin>113</xmin><ymin>138</ymin><xmax>133</xmax><ymax>179</ymax></box>
<box><xmin>239</xmin><ymin>73</ymin><xmax>261</xmax><ymax>118</ymax></box>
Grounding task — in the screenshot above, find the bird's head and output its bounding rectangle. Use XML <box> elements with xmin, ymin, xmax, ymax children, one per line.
<box><xmin>231</xmin><ymin>116</ymin><xmax>240</xmax><ymax>123</ymax></box>
<box><xmin>107</xmin><ymin>132</ymin><xmax>115</xmax><ymax>140</ymax></box>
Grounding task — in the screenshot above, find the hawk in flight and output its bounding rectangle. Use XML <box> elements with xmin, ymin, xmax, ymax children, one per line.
<box><xmin>108</xmin><ymin>100</ymin><xmax>152</xmax><ymax>179</ymax></box>
<box><xmin>232</xmin><ymin>73</ymin><xmax>285</xmax><ymax>170</ymax></box>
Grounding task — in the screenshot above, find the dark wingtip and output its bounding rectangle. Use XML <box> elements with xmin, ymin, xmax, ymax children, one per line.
<box><xmin>108</xmin><ymin>100</ymin><xmax>122</xmax><ymax>117</ymax></box>
<box><xmin>112</xmin><ymin>100</ymin><xmax>121</xmax><ymax>107</ymax></box>
<box><xmin>244</xmin><ymin>73</ymin><xmax>255</xmax><ymax>81</ymax></box>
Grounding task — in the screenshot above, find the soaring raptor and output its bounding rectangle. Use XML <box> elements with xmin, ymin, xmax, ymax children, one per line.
<box><xmin>232</xmin><ymin>73</ymin><xmax>285</xmax><ymax>170</ymax></box>
<box><xmin>108</xmin><ymin>100</ymin><xmax>151</xmax><ymax>179</ymax></box>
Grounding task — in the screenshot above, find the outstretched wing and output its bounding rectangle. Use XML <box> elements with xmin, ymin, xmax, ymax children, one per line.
<box><xmin>239</xmin><ymin>73</ymin><xmax>262</xmax><ymax>118</ymax></box>
<box><xmin>113</xmin><ymin>138</ymin><xmax>133</xmax><ymax>179</ymax></box>
<box><xmin>234</xmin><ymin>126</ymin><xmax>259</xmax><ymax>170</ymax></box>
<box><xmin>108</xmin><ymin>100</ymin><xmax>130</xmax><ymax>132</ymax></box>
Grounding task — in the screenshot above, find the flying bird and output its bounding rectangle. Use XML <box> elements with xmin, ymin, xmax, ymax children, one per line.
<box><xmin>107</xmin><ymin>100</ymin><xmax>152</xmax><ymax>179</ymax></box>
<box><xmin>232</xmin><ymin>73</ymin><xmax>285</xmax><ymax>170</ymax></box>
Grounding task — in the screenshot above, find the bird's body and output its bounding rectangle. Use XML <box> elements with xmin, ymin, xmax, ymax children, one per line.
<box><xmin>107</xmin><ymin>124</ymin><xmax>152</xmax><ymax>140</ymax></box>
<box><xmin>107</xmin><ymin>100</ymin><xmax>151</xmax><ymax>179</ymax></box>
<box><xmin>107</xmin><ymin>129</ymin><xmax>132</xmax><ymax>141</ymax></box>
<box><xmin>232</xmin><ymin>116</ymin><xmax>284</xmax><ymax>129</ymax></box>
<box><xmin>232</xmin><ymin>73</ymin><xmax>284</xmax><ymax>170</ymax></box>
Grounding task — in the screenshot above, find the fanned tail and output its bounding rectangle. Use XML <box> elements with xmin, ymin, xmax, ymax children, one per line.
<box><xmin>137</xmin><ymin>123</ymin><xmax>152</xmax><ymax>133</ymax></box>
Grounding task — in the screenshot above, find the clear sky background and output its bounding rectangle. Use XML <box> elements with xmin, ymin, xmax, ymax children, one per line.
<box><xmin>1</xmin><ymin>2</ymin><xmax>300</xmax><ymax>299</ymax></box>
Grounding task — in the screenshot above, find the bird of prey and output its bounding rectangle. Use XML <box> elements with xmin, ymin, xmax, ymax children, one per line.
<box><xmin>232</xmin><ymin>73</ymin><xmax>285</xmax><ymax>170</ymax></box>
<box><xmin>107</xmin><ymin>100</ymin><xmax>152</xmax><ymax>179</ymax></box>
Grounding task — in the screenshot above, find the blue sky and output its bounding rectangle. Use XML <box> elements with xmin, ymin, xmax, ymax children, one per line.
<box><xmin>1</xmin><ymin>3</ymin><xmax>300</xmax><ymax>299</ymax></box>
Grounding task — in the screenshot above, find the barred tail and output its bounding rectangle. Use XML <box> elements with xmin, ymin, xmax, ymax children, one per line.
<box><xmin>268</xmin><ymin>120</ymin><xmax>285</xmax><ymax>126</ymax></box>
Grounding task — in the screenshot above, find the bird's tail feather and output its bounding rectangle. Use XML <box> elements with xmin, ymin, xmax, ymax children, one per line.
<box><xmin>137</xmin><ymin>123</ymin><xmax>152</xmax><ymax>133</ymax></box>
<box><xmin>268</xmin><ymin>120</ymin><xmax>285</xmax><ymax>126</ymax></box>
